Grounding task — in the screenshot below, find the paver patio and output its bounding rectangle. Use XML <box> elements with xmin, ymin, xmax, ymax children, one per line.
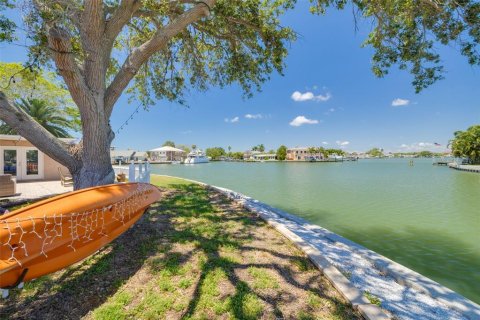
<box><xmin>0</xmin><ymin>180</ymin><xmax>72</xmax><ymax>202</ymax></box>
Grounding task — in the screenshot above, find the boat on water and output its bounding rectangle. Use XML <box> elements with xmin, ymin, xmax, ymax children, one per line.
<box><xmin>184</xmin><ymin>150</ymin><xmax>209</xmax><ymax>164</ymax></box>
<box><xmin>328</xmin><ymin>154</ymin><xmax>344</xmax><ymax>161</ymax></box>
<box><xmin>0</xmin><ymin>183</ymin><xmax>161</xmax><ymax>289</ymax></box>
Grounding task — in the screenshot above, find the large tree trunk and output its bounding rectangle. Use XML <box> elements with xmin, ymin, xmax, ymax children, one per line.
<box><xmin>73</xmin><ymin>156</ymin><xmax>114</xmax><ymax>190</ymax></box>
<box><xmin>73</xmin><ymin>102</ymin><xmax>115</xmax><ymax>190</ymax></box>
<box><xmin>72</xmin><ymin>81</ymin><xmax>115</xmax><ymax>189</ymax></box>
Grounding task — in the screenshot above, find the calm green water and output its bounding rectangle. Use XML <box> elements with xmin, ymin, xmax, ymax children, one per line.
<box><xmin>150</xmin><ymin>159</ymin><xmax>480</xmax><ymax>303</ymax></box>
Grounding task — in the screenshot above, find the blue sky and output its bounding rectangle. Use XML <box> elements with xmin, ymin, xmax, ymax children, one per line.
<box><xmin>1</xmin><ymin>3</ymin><xmax>479</xmax><ymax>153</ymax></box>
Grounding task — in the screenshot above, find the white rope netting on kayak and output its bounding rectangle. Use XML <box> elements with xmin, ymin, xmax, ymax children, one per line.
<box><xmin>1</xmin><ymin>184</ymin><xmax>153</xmax><ymax>268</ymax></box>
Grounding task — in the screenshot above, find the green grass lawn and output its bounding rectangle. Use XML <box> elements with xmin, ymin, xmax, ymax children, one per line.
<box><xmin>150</xmin><ymin>175</ymin><xmax>194</xmax><ymax>188</ymax></box>
<box><xmin>1</xmin><ymin>176</ymin><xmax>360</xmax><ymax>320</ymax></box>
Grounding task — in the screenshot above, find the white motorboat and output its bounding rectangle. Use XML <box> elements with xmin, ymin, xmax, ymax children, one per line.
<box><xmin>184</xmin><ymin>150</ymin><xmax>209</xmax><ymax>164</ymax></box>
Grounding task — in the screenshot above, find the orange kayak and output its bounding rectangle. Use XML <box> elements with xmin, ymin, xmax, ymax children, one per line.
<box><xmin>0</xmin><ymin>183</ymin><xmax>161</xmax><ymax>288</ymax></box>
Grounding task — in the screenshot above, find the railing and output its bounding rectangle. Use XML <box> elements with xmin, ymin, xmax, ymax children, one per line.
<box><xmin>113</xmin><ymin>161</ymin><xmax>151</xmax><ymax>183</ymax></box>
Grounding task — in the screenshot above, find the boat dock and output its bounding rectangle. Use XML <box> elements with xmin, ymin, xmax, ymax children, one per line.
<box><xmin>433</xmin><ymin>161</ymin><xmax>449</xmax><ymax>166</ymax></box>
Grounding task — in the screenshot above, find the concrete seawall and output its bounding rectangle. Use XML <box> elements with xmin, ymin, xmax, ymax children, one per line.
<box><xmin>153</xmin><ymin>174</ymin><xmax>480</xmax><ymax>320</ymax></box>
<box><xmin>448</xmin><ymin>163</ymin><xmax>480</xmax><ymax>173</ymax></box>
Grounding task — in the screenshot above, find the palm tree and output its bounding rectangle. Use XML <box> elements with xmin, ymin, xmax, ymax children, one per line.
<box><xmin>320</xmin><ymin>147</ymin><xmax>330</xmax><ymax>158</ymax></box>
<box><xmin>450</xmin><ymin>125</ymin><xmax>480</xmax><ymax>164</ymax></box>
<box><xmin>0</xmin><ymin>99</ymin><xmax>73</xmax><ymax>138</ymax></box>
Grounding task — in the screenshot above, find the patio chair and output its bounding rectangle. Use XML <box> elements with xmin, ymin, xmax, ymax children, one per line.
<box><xmin>58</xmin><ymin>167</ymin><xmax>73</xmax><ymax>187</ymax></box>
<box><xmin>0</xmin><ymin>174</ymin><xmax>16</xmax><ymax>197</ymax></box>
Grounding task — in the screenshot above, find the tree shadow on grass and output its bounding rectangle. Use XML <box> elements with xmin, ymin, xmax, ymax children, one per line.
<box><xmin>155</xmin><ymin>183</ymin><xmax>359</xmax><ymax>320</ymax></box>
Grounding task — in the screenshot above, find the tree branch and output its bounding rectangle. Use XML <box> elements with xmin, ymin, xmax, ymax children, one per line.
<box><xmin>104</xmin><ymin>0</ymin><xmax>215</xmax><ymax>117</ymax></box>
<box><xmin>80</xmin><ymin>0</ymin><xmax>106</xmax><ymax>93</ymax></box>
<box><xmin>82</xmin><ymin>0</ymin><xmax>104</xmax><ymax>40</ymax></box>
<box><xmin>47</xmin><ymin>26</ymin><xmax>94</xmax><ymax>116</ymax></box>
<box><xmin>105</xmin><ymin>0</ymin><xmax>143</xmax><ymax>45</ymax></box>
<box><xmin>0</xmin><ymin>92</ymin><xmax>81</xmax><ymax>171</ymax></box>
<box><xmin>225</xmin><ymin>17</ymin><xmax>267</xmax><ymax>43</ymax></box>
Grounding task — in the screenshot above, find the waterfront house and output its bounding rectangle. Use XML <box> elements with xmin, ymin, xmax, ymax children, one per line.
<box><xmin>149</xmin><ymin>146</ymin><xmax>185</xmax><ymax>162</ymax></box>
<box><xmin>0</xmin><ymin>134</ymin><xmax>72</xmax><ymax>181</ymax></box>
<box><xmin>243</xmin><ymin>150</ymin><xmax>261</xmax><ymax>161</ymax></box>
<box><xmin>286</xmin><ymin>147</ymin><xmax>325</xmax><ymax>161</ymax></box>
<box><xmin>252</xmin><ymin>153</ymin><xmax>277</xmax><ymax>161</ymax></box>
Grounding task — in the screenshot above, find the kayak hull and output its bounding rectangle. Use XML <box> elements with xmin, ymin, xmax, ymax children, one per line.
<box><xmin>0</xmin><ymin>183</ymin><xmax>161</xmax><ymax>288</ymax></box>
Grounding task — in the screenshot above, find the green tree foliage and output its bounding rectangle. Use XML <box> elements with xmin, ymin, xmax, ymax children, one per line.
<box><xmin>392</xmin><ymin>151</ymin><xmax>443</xmax><ymax>157</ymax></box>
<box><xmin>0</xmin><ymin>98</ymin><xmax>73</xmax><ymax>137</ymax></box>
<box><xmin>252</xmin><ymin>144</ymin><xmax>265</xmax><ymax>152</ymax></box>
<box><xmin>231</xmin><ymin>151</ymin><xmax>245</xmax><ymax>160</ymax></box>
<box><xmin>312</xmin><ymin>0</ymin><xmax>480</xmax><ymax>92</ymax></box>
<box><xmin>0</xmin><ymin>1</ymin><xmax>15</xmax><ymax>42</ymax></box>
<box><xmin>176</xmin><ymin>144</ymin><xmax>191</xmax><ymax>154</ymax></box>
<box><xmin>276</xmin><ymin>145</ymin><xmax>287</xmax><ymax>160</ymax></box>
<box><xmin>315</xmin><ymin>147</ymin><xmax>326</xmax><ymax>155</ymax></box>
<box><xmin>325</xmin><ymin>148</ymin><xmax>346</xmax><ymax>156</ymax></box>
<box><xmin>307</xmin><ymin>147</ymin><xmax>317</xmax><ymax>154</ymax></box>
<box><xmin>206</xmin><ymin>147</ymin><xmax>226</xmax><ymax>160</ymax></box>
<box><xmin>162</xmin><ymin>140</ymin><xmax>176</xmax><ymax>147</ymax></box>
<box><xmin>418</xmin><ymin>151</ymin><xmax>434</xmax><ymax>158</ymax></box>
<box><xmin>450</xmin><ymin>125</ymin><xmax>480</xmax><ymax>164</ymax></box>
<box><xmin>124</xmin><ymin>2</ymin><xmax>296</xmax><ymax>105</ymax></box>
<box><xmin>0</xmin><ymin>62</ymin><xmax>81</xmax><ymax>131</ymax></box>
<box><xmin>7</xmin><ymin>0</ymin><xmax>297</xmax><ymax>108</ymax></box>
<box><xmin>366</xmin><ymin>148</ymin><xmax>385</xmax><ymax>158</ymax></box>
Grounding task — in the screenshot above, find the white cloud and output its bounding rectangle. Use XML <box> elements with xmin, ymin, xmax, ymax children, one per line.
<box><xmin>291</xmin><ymin>91</ymin><xmax>331</xmax><ymax>102</ymax></box>
<box><xmin>289</xmin><ymin>116</ymin><xmax>319</xmax><ymax>127</ymax></box>
<box><xmin>322</xmin><ymin>141</ymin><xmax>329</xmax><ymax>145</ymax></box>
<box><xmin>336</xmin><ymin>140</ymin><xmax>350</xmax><ymax>146</ymax></box>
<box><xmin>224</xmin><ymin>116</ymin><xmax>239</xmax><ymax>123</ymax></box>
<box><xmin>181</xmin><ymin>130</ymin><xmax>192</xmax><ymax>134</ymax></box>
<box><xmin>245</xmin><ymin>114</ymin><xmax>263</xmax><ymax>119</ymax></box>
<box><xmin>391</xmin><ymin>98</ymin><xmax>410</xmax><ymax>107</ymax></box>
